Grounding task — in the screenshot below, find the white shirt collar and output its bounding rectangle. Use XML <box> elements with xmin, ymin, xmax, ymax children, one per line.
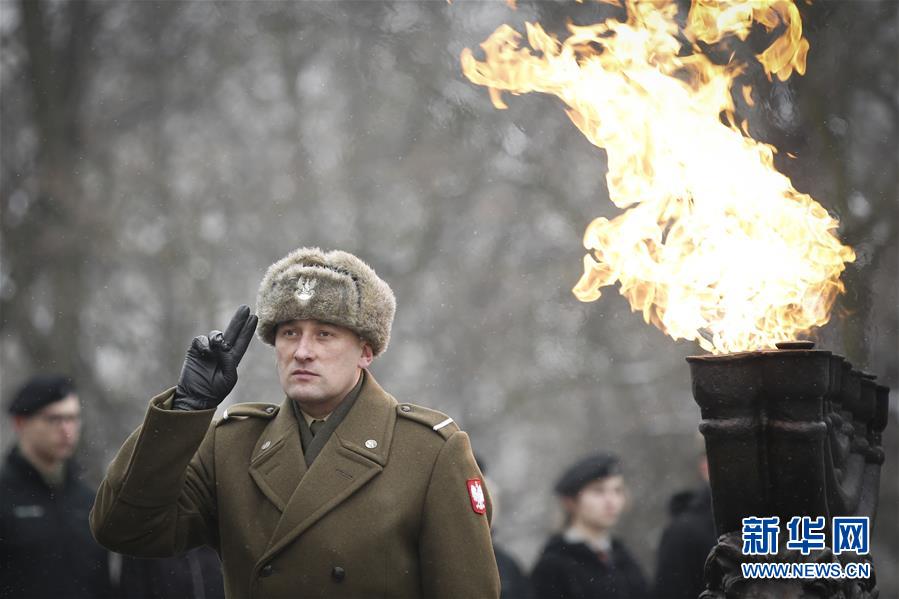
<box><xmin>564</xmin><ymin>527</ymin><xmax>612</xmax><ymax>553</ymax></box>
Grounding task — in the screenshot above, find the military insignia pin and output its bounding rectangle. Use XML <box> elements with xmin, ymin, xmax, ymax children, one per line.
<box><xmin>467</xmin><ymin>479</ymin><xmax>487</xmax><ymax>515</ymax></box>
<box><xmin>296</xmin><ymin>277</ymin><xmax>317</xmax><ymax>301</ymax></box>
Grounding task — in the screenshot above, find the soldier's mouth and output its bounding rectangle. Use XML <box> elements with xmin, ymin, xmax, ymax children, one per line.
<box><xmin>291</xmin><ymin>369</ymin><xmax>319</xmax><ymax>379</ymax></box>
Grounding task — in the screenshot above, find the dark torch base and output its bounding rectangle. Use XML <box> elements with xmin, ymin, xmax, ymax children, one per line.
<box><xmin>688</xmin><ymin>342</ymin><xmax>889</xmax><ymax>599</ymax></box>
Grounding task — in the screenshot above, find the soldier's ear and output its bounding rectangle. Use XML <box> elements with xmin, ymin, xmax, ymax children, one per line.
<box><xmin>358</xmin><ymin>342</ymin><xmax>374</xmax><ymax>368</ymax></box>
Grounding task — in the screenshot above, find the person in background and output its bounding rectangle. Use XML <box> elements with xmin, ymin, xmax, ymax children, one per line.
<box><xmin>531</xmin><ymin>452</ymin><xmax>649</xmax><ymax>599</ymax></box>
<box><xmin>0</xmin><ymin>375</ymin><xmax>112</xmax><ymax>599</ymax></box>
<box><xmin>476</xmin><ymin>454</ymin><xmax>533</xmax><ymax>599</ymax></box>
<box><xmin>653</xmin><ymin>444</ymin><xmax>716</xmax><ymax>599</ymax></box>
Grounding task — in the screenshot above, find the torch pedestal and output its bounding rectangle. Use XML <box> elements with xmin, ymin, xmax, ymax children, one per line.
<box><xmin>687</xmin><ymin>343</ymin><xmax>889</xmax><ymax>599</ymax></box>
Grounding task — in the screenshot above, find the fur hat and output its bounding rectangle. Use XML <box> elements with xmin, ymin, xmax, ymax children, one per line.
<box><xmin>255</xmin><ymin>247</ymin><xmax>396</xmax><ymax>356</ymax></box>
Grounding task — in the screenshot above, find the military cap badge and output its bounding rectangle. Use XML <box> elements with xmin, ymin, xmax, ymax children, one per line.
<box><xmin>296</xmin><ymin>277</ymin><xmax>317</xmax><ymax>302</ymax></box>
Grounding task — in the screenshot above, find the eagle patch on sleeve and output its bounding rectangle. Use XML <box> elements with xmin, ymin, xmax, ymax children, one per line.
<box><xmin>467</xmin><ymin>478</ymin><xmax>486</xmax><ymax>515</ymax></box>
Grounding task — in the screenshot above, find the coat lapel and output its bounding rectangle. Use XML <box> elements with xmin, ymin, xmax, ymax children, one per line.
<box><xmin>248</xmin><ymin>400</ymin><xmax>307</xmax><ymax>513</ymax></box>
<box><xmin>259</xmin><ymin>371</ymin><xmax>397</xmax><ymax>564</ymax></box>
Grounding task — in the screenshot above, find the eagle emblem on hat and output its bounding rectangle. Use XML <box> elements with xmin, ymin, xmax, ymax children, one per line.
<box><xmin>295</xmin><ymin>277</ymin><xmax>317</xmax><ymax>302</ymax></box>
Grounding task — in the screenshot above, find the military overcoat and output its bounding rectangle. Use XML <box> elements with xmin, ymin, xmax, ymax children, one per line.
<box><xmin>90</xmin><ymin>372</ymin><xmax>500</xmax><ymax>599</ymax></box>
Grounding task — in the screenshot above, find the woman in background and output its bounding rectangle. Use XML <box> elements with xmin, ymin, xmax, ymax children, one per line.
<box><xmin>531</xmin><ymin>453</ymin><xmax>649</xmax><ymax>599</ymax></box>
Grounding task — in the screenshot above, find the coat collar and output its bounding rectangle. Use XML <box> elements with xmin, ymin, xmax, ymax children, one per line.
<box><xmin>247</xmin><ymin>400</ymin><xmax>307</xmax><ymax>513</ymax></box>
<box><xmin>251</xmin><ymin>370</ymin><xmax>397</xmax><ymax>566</ymax></box>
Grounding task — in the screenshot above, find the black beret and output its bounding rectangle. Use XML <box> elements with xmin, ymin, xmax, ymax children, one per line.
<box><xmin>7</xmin><ymin>375</ymin><xmax>76</xmax><ymax>416</ymax></box>
<box><xmin>554</xmin><ymin>452</ymin><xmax>622</xmax><ymax>497</ymax></box>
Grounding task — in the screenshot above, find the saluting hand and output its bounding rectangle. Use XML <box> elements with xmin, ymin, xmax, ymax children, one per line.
<box><xmin>173</xmin><ymin>305</ymin><xmax>258</xmax><ymax>411</ymax></box>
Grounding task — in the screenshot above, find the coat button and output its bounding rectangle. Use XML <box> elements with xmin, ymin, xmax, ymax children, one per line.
<box><xmin>331</xmin><ymin>566</ymin><xmax>346</xmax><ymax>582</ymax></box>
<box><xmin>260</xmin><ymin>564</ymin><xmax>274</xmax><ymax>578</ymax></box>
<box><xmin>265</xmin><ymin>406</ymin><xmax>275</xmax><ymax>414</ymax></box>
<box><xmin>400</xmin><ymin>405</ymin><xmax>411</xmax><ymax>412</ymax></box>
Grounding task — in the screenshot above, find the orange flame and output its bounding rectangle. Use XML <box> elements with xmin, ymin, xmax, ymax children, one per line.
<box><xmin>461</xmin><ymin>0</ymin><xmax>854</xmax><ymax>353</ymax></box>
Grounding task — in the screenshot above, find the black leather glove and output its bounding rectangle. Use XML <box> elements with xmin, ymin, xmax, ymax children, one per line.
<box><xmin>173</xmin><ymin>305</ymin><xmax>258</xmax><ymax>411</ymax></box>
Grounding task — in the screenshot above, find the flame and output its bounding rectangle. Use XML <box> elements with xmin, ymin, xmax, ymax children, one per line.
<box><xmin>686</xmin><ymin>0</ymin><xmax>810</xmax><ymax>81</ymax></box>
<box><xmin>461</xmin><ymin>0</ymin><xmax>854</xmax><ymax>354</ymax></box>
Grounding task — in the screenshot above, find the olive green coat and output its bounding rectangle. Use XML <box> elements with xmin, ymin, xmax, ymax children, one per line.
<box><xmin>90</xmin><ymin>372</ymin><xmax>500</xmax><ymax>599</ymax></box>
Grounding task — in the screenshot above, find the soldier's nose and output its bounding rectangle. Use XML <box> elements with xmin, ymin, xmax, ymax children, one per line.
<box><xmin>293</xmin><ymin>338</ymin><xmax>315</xmax><ymax>360</ymax></box>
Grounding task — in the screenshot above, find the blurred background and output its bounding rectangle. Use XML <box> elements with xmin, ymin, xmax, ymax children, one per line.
<box><xmin>1</xmin><ymin>0</ymin><xmax>896</xmax><ymax>594</ymax></box>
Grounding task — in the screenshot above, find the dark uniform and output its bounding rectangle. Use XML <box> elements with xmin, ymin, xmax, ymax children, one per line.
<box><xmin>532</xmin><ymin>533</ymin><xmax>649</xmax><ymax>599</ymax></box>
<box><xmin>495</xmin><ymin>544</ymin><xmax>533</xmax><ymax>599</ymax></box>
<box><xmin>653</xmin><ymin>486</ymin><xmax>716</xmax><ymax>599</ymax></box>
<box><xmin>0</xmin><ymin>446</ymin><xmax>111</xmax><ymax>599</ymax></box>
<box><xmin>90</xmin><ymin>371</ymin><xmax>499</xmax><ymax>599</ymax></box>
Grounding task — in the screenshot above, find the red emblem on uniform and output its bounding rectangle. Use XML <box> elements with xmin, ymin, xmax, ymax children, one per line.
<box><xmin>467</xmin><ymin>478</ymin><xmax>486</xmax><ymax>515</ymax></box>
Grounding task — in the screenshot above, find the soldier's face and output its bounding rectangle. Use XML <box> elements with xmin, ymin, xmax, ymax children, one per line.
<box><xmin>14</xmin><ymin>395</ymin><xmax>82</xmax><ymax>464</ymax></box>
<box><xmin>274</xmin><ymin>319</ymin><xmax>373</xmax><ymax>415</ymax></box>
<box><xmin>568</xmin><ymin>475</ymin><xmax>627</xmax><ymax>532</ymax></box>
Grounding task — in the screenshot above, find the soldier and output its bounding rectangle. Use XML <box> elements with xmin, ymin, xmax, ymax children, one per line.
<box><xmin>531</xmin><ymin>452</ymin><xmax>649</xmax><ymax>599</ymax></box>
<box><xmin>653</xmin><ymin>443</ymin><xmax>715</xmax><ymax>599</ymax></box>
<box><xmin>1</xmin><ymin>375</ymin><xmax>112</xmax><ymax>599</ymax></box>
<box><xmin>90</xmin><ymin>247</ymin><xmax>500</xmax><ymax>599</ymax></box>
